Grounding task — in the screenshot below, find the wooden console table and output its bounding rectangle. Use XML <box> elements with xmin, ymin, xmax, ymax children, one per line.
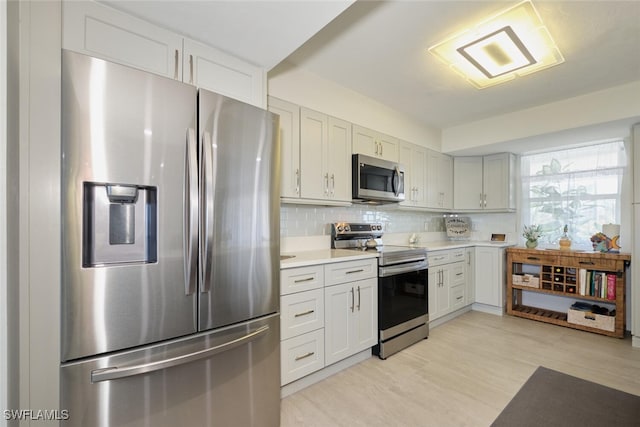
<box><xmin>506</xmin><ymin>247</ymin><xmax>630</xmax><ymax>338</ymax></box>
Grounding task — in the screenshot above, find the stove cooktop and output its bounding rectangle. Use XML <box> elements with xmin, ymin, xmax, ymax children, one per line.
<box><xmin>331</xmin><ymin>222</ymin><xmax>426</xmax><ymax>266</ymax></box>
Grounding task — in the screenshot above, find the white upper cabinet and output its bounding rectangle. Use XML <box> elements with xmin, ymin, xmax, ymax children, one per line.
<box><xmin>268</xmin><ymin>97</ymin><xmax>300</xmax><ymax>200</ymax></box>
<box><xmin>63</xmin><ymin>1</ymin><xmax>266</xmax><ymax>107</ymax></box>
<box><xmin>426</xmin><ymin>150</ymin><xmax>453</xmax><ymax>210</ymax></box>
<box><xmin>63</xmin><ymin>1</ymin><xmax>183</xmax><ymax>79</ymax></box>
<box><xmin>453</xmin><ymin>153</ymin><xmax>516</xmax><ymax>211</ymax></box>
<box><xmin>483</xmin><ymin>153</ymin><xmax>516</xmax><ymax>210</ymax></box>
<box><xmin>300</xmin><ymin>108</ymin><xmax>352</xmax><ymax>204</ymax></box>
<box><xmin>453</xmin><ymin>157</ymin><xmax>483</xmax><ymax>210</ymax></box>
<box><xmin>399</xmin><ymin>141</ymin><xmax>427</xmax><ymax>208</ymax></box>
<box><xmin>352</xmin><ymin>125</ymin><xmax>399</xmax><ymax>162</ymax></box>
<box><xmin>183</xmin><ymin>39</ymin><xmax>265</xmax><ymax>108</ymax></box>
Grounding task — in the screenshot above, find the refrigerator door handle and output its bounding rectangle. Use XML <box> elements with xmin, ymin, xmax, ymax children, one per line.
<box><xmin>185</xmin><ymin>128</ymin><xmax>198</xmax><ymax>295</ymax></box>
<box><xmin>200</xmin><ymin>131</ymin><xmax>215</xmax><ymax>293</ymax></box>
<box><xmin>90</xmin><ymin>325</ymin><xmax>269</xmax><ymax>383</ymax></box>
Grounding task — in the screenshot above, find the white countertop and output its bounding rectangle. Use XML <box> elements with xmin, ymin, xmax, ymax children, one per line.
<box><xmin>412</xmin><ymin>240</ymin><xmax>515</xmax><ymax>250</ymax></box>
<box><xmin>280</xmin><ymin>241</ymin><xmax>514</xmax><ymax>269</ymax></box>
<box><xmin>280</xmin><ymin>249</ymin><xmax>378</xmax><ymax>269</ymax></box>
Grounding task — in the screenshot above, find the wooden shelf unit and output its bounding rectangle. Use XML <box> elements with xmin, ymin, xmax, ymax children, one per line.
<box><xmin>506</xmin><ymin>248</ymin><xmax>630</xmax><ymax>338</ymax></box>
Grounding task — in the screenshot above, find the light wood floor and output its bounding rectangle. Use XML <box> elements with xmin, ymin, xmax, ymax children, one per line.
<box><xmin>280</xmin><ymin>311</ymin><xmax>640</xmax><ymax>427</ymax></box>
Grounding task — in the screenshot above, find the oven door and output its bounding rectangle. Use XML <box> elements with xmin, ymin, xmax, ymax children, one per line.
<box><xmin>378</xmin><ymin>262</ymin><xmax>428</xmax><ymax>333</ymax></box>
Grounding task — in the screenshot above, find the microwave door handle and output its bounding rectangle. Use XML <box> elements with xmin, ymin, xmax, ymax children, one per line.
<box><xmin>392</xmin><ymin>166</ymin><xmax>401</xmax><ymax>197</ymax></box>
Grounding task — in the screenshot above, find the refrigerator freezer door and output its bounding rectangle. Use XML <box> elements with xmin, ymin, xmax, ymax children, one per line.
<box><xmin>61</xmin><ymin>50</ymin><xmax>198</xmax><ymax>361</ymax></box>
<box><xmin>199</xmin><ymin>90</ymin><xmax>280</xmax><ymax>330</ymax></box>
<box><xmin>61</xmin><ymin>314</ymin><xmax>280</xmax><ymax>427</ymax></box>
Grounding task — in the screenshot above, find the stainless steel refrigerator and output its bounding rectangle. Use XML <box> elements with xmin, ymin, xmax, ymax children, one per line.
<box><xmin>60</xmin><ymin>50</ymin><xmax>280</xmax><ymax>426</ymax></box>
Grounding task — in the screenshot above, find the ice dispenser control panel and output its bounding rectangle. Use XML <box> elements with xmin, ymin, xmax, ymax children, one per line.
<box><xmin>83</xmin><ymin>183</ymin><xmax>157</xmax><ymax>267</ymax></box>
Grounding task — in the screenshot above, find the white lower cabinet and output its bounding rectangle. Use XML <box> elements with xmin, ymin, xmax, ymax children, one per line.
<box><xmin>281</xmin><ymin>329</ymin><xmax>325</xmax><ymax>386</ymax></box>
<box><xmin>428</xmin><ymin>248</ymin><xmax>469</xmax><ymax>321</ymax></box>
<box><xmin>280</xmin><ymin>258</ymin><xmax>377</xmax><ymax>386</ymax></box>
<box><xmin>324</xmin><ymin>277</ymin><xmax>377</xmax><ymax>366</ymax></box>
<box><xmin>474</xmin><ymin>246</ymin><xmax>506</xmax><ymax>311</ymax></box>
<box><xmin>281</xmin><ymin>288</ymin><xmax>324</xmax><ymax>340</ymax></box>
<box><xmin>280</xmin><ymin>265</ymin><xmax>325</xmax><ymax>386</ymax></box>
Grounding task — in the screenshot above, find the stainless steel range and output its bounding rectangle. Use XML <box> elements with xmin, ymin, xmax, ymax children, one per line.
<box><xmin>331</xmin><ymin>222</ymin><xmax>429</xmax><ymax>359</ymax></box>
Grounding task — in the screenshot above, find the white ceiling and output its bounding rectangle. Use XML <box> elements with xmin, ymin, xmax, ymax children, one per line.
<box><xmin>101</xmin><ymin>0</ymin><xmax>640</xmax><ymax>131</ymax></box>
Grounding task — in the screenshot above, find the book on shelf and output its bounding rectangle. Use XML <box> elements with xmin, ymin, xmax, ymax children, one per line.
<box><xmin>606</xmin><ymin>274</ymin><xmax>616</xmax><ymax>300</ymax></box>
<box><xmin>579</xmin><ymin>269</ymin><xmax>587</xmax><ymax>295</ymax></box>
<box><xmin>577</xmin><ymin>270</ymin><xmax>616</xmax><ymax>299</ymax></box>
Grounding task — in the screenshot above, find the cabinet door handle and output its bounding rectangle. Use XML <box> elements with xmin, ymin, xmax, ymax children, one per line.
<box><xmin>380</xmin><ymin>142</ymin><xmax>383</xmax><ymax>156</ymax></box>
<box><xmin>480</xmin><ymin>193</ymin><xmax>483</xmax><ymax>208</ymax></box>
<box><xmin>484</xmin><ymin>194</ymin><xmax>487</xmax><ymax>208</ymax></box>
<box><xmin>294</xmin><ymin>277</ymin><xmax>314</xmax><ymax>283</ymax></box>
<box><xmin>346</xmin><ymin>269</ymin><xmax>364</xmax><ymax>275</ymax></box>
<box><xmin>295</xmin><ymin>169</ymin><xmax>300</xmax><ymax>195</ymax></box>
<box><xmin>174</xmin><ymin>49</ymin><xmax>179</xmax><ymax>80</ymax></box>
<box><xmin>294</xmin><ymin>309</ymin><xmax>315</xmax><ymax>318</ymax></box>
<box><xmin>350</xmin><ymin>288</ymin><xmax>355</xmax><ymax>312</ymax></box>
<box><xmin>374</xmin><ymin>141</ymin><xmax>379</xmax><ymax>155</ymax></box>
<box><xmin>324</xmin><ymin>173</ymin><xmax>329</xmax><ymax>195</ymax></box>
<box><xmin>189</xmin><ymin>54</ymin><xmax>194</xmax><ymax>84</ymax></box>
<box><xmin>357</xmin><ymin>286</ymin><xmax>361</xmax><ymax>311</ymax></box>
<box><xmin>331</xmin><ymin>173</ymin><xmax>335</xmax><ymax>196</ymax></box>
<box><xmin>295</xmin><ymin>351</ymin><xmax>315</xmax><ymax>361</ymax></box>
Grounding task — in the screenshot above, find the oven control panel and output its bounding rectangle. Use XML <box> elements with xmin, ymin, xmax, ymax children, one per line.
<box><xmin>332</xmin><ymin>222</ymin><xmax>383</xmax><ymax>236</ymax></box>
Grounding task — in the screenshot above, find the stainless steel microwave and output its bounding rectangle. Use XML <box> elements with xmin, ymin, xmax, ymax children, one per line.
<box><xmin>352</xmin><ymin>154</ymin><xmax>405</xmax><ymax>203</ymax></box>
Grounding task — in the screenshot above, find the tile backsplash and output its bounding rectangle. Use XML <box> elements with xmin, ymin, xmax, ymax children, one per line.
<box><xmin>280</xmin><ymin>204</ymin><xmax>517</xmax><ymax>241</ymax></box>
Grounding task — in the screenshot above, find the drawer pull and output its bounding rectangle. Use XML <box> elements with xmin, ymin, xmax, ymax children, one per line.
<box><xmin>526</xmin><ymin>256</ymin><xmax>540</xmax><ymax>261</ymax></box>
<box><xmin>456</xmin><ymin>272</ymin><xmax>463</xmax><ymax>277</ymax></box>
<box><xmin>346</xmin><ymin>269</ymin><xmax>365</xmax><ymax>274</ymax></box>
<box><xmin>295</xmin><ymin>351</ymin><xmax>315</xmax><ymax>361</ymax></box>
<box><xmin>456</xmin><ymin>296</ymin><xmax>464</xmax><ymax>300</ymax></box>
<box><xmin>294</xmin><ymin>309</ymin><xmax>315</xmax><ymax>318</ymax></box>
<box><xmin>579</xmin><ymin>261</ymin><xmax>595</xmax><ymax>266</ymax></box>
<box><xmin>294</xmin><ymin>277</ymin><xmax>315</xmax><ymax>283</ymax></box>
<box><xmin>434</xmin><ymin>256</ymin><xmax>445</xmax><ymax>261</ymax></box>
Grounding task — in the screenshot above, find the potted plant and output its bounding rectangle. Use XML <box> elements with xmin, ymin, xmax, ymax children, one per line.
<box><xmin>523</xmin><ymin>224</ymin><xmax>542</xmax><ymax>248</ymax></box>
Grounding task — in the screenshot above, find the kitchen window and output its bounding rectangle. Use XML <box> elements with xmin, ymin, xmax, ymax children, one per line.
<box><xmin>520</xmin><ymin>140</ymin><xmax>627</xmax><ymax>247</ymax></box>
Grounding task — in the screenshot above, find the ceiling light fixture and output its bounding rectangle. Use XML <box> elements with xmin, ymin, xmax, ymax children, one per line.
<box><xmin>428</xmin><ymin>0</ymin><xmax>564</xmax><ymax>89</ymax></box>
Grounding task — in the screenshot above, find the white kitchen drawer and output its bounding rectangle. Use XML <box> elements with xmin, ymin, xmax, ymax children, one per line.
<box><xmin>281</xmin><ymin>329</ymin><xmax>325</xmax><ymax>386</ymax></box>
<box><xmin>428</xmin><ymin>250</ymin><xmax>451</xmax><ymax>267</ymax></box>
<box><xmin>451</xmin><ymin>284</ymin><xmax>466</xmax><ymax>311</ymax></box>
<box><xmin>281</xmin><ymin>289</ymin><xmax>324</xmax><ymax>340</ymax></box>
<box><xmin>451</xmin><ymin>263</ymin><xmax>465</xmax><ymax>286</ymax></box>
<box><xmin>281</xmin><ymin>265</ymin><xmax>324</xmax><ymax>295</ymax></box>
<box><xmin>324</xmin><ymin>258</ymin><xmax>377</xmax><ymax>286</ymax></box>
<box><xmin>450</xmin><ymin>248</ymin><xmax>466</xmax><ymax>262</ymax></box>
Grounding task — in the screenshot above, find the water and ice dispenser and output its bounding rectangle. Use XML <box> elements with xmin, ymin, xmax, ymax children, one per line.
<box><xmin>83</xmin><ymin>183</ymin><xmax>157</xmax><ymax>267</ymax></box>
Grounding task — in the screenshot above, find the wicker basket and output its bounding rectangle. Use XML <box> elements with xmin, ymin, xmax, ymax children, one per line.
<box><xmin>567</xmin><ymin>308</ymin><xmax>614</xmax><ymax>332</ymax></box>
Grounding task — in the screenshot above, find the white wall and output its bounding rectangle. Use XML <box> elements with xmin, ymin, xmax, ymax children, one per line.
<box><xmin>12</xmin><ymin>1</ymin><xmax>62</xmax><ymax>422</ymax></box>
<box><xmin>1</xmin><ymin>1</ymin><xmax>7</xmax><ymax>424</ymax></box>
<box><xmin>268</xmin><ymin>61</ymin><xmax>441</xmax><ymax>150</ymax></box>
<box><xmin>441</xmin><ymin>81</ymin><xmax>640</xmax><ymax>155</ymax></box>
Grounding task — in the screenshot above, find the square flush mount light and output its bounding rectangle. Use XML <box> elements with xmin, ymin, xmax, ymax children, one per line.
<box><xmin>428</xmin><ymin>0</ymin><xmax>564</xmax><ymax>89</ymax></box>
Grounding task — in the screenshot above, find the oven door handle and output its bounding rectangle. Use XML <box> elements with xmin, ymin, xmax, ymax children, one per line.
<box><xmin>379</xmin><ymin>260</ymin><xmax>428</xmax><ymax>277</ymax></box>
